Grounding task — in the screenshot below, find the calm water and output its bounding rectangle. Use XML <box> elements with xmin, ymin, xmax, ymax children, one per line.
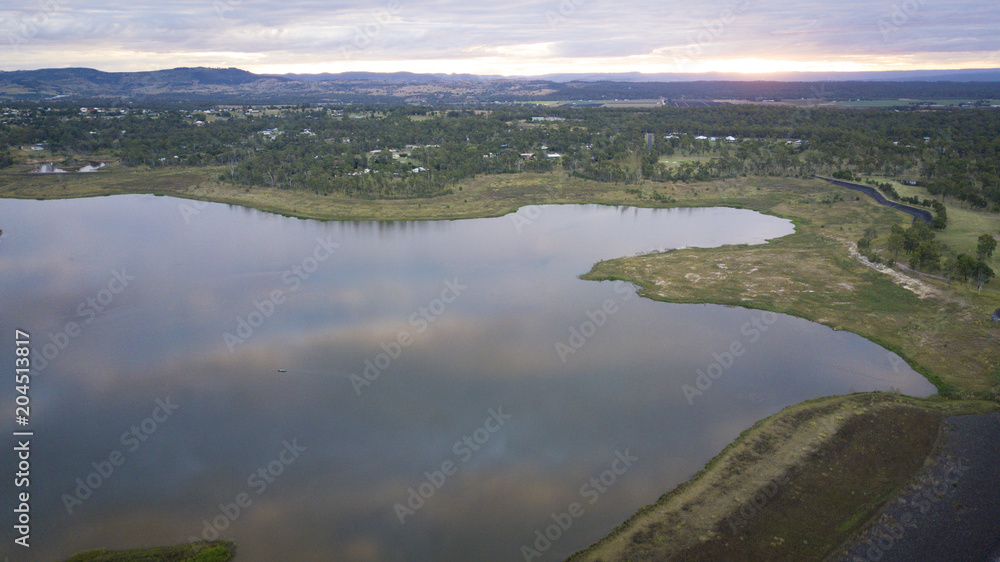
<box><xmin>0</xmin><ymin>196</ymin><xmax>935</xmax><ymax>561</ymax></box>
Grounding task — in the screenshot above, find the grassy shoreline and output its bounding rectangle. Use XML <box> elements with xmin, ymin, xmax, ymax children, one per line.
<box><xmin>65</xmin><ymin>540</ymin><xmax>236</xmax><ymax>561</ymax></box>
<box><xmin>582</xmin><ymin>177</ymin><xmax>1000</xmax><ymax>397</ymax></box>
<box><xmin>567</xmin><ymin>394</ymin><xmax>997</xmax><ymax>561</ymax></box>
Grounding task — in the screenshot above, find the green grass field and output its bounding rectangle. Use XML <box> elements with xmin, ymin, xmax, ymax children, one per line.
<box><xmin>658</xmin><ymin>154</ymin><xmax>715</xmax><ymax>166</ymax></box>
<box><xmin>865</xmin><ymin>175</ymin><xmax>1000</xmax><ymax>271</ymax></box>
<box><xmin>65</xmin><ymin>541</ymin><xmax>235</xmax><ymax>561</ymax></box>
<box><xmin>834</xmin><ymin>99</ymin><xmax>1000</xmax><ymax>108</ymax></box>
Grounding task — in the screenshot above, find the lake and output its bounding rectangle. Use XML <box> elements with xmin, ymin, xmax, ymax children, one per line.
<box><xmin>0</xmin><ymin>196</ymin><xmax>936</xmax><ymax>561</ymax></box>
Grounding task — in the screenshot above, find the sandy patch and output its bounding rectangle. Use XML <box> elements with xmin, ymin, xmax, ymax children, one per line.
<box><xmin>848</xmin><ymin>246</ymin><xmax>937</xmax><ymax>299</ymax></box>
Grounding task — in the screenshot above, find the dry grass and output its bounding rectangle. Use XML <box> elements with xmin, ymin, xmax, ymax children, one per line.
<box><xmin>584</xmin><ymin>177</ymin><xmax>1000</xmax><ymax>396</ymax></box>
<box><xmin>65</xmin><ymin>540</ymin><xmax>235</xmax><ymax>561</ymax></box>
<box><xmin>567</xmin><ymin>394</ymin><xmax>996</xmax><ymax>562</ymax></box>
<box><xmin>0</xmin><ymin>162</ymin><xmax>807</xmax><ymax>221</ymax></box>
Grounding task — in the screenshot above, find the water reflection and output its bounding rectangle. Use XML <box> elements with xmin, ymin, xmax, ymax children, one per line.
<box><xmin>0</xmin><ymin>197</ymin><xmax>935</xmax><ymax>561</ymax></box>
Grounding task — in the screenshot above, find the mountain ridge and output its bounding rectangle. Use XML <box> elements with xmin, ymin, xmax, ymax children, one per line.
<box><xmin>2</xmin><ymin>66</ymin><xmax>999</xmax><ymax>103</ymax></box>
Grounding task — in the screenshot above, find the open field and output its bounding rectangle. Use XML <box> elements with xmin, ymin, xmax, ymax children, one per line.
<box><xmin>65</xmin><ymin>540</ymin><xmax>236</xmax><ymax>561</ymax></box>
<box><xmin>833</xmin><ymin>100</ymin><xmax>925</xmax><ymax>108</ymax></box>
<box><xmin>864</xmin><ymin>175</ymin><xmax>1000</xmax><ymax>271</ymax></box>
<box><xmin>568</xmin><ymin>393</ymin><xmax>997</xmax><ymax>561</ymax></box>
<box><xmin>658</xmin><ymin>154</ymin><xmax>715</xmax><ymax>166</ymax></box>
<box><xmin>833</xmin><ymin>99</ymin><xmax>1000</xmax><ymax>108</ymax></box>
<box><xmin>515</xmin><ymin>99</ymin><xmax>727</xmax><ymax>108</ymax></box>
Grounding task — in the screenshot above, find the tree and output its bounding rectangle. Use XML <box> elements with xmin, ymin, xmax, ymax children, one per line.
<box><xmin>931</xmin><ymin>201</ymin><xmax>948</xmax><ymax>230</ymax></box>
<box><xmin>977</xmin><ymin>233</ymin><xmax>997</xmax><ymax>261</ymax></box>
<box><xmin>955</xmin><ymin>254</ymin><xmax>979</xmax><ymax>282</ymax></box>
<box><xmin>902</xmin><ymin>221</ymin><xmax>934</xmax><ymax>253</ymax></box>
<box><xmin>910</xmin><ymin>240</ymin><xmax>941</xmax><ymax>272</ymax></box>
<box><xmin>886</xmin><ymin>224</ymin><xmax>906</xmax><ymax>261</ymax></box>
<box><xmin>974</xmin><ymin>260</ymin><xmax>995</xmax><ymax>295</ymax></box>
<box><xmin>857</xmin><ymin>225</ymin><xmax>878</xmax><ymax>254</ymax></box>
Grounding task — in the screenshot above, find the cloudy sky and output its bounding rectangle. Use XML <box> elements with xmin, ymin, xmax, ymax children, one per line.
<box><xmin>2</xmin><ymin>0</ymin><xmax>998</xmax><ymax>75</ymax></box>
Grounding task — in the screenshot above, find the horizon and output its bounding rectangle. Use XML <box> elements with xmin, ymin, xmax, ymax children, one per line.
<box><xmin>2</xmin><ymin>1</ymin><xmax>998</xmax><ymax>76</ymax></box>
<box><xmin>3</xmin><ymin>65</ymin><xmax>1000</xmax><ymax>81</ymax></box>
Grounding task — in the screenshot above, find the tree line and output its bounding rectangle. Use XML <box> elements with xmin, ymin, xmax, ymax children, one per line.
<box><xmin>2</xmin><ymin>103</ymin><xmax>999</xmax><ymax>209</ymax></box>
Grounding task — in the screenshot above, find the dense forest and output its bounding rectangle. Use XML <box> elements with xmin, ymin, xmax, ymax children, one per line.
<box><xmin>3</xmin><ymin>102</ymin><xmax>998</xmax><ymax>209</ymax></box>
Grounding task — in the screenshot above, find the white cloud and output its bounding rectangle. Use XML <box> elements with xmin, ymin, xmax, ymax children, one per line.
<box><xmin>1</xmin><ymin>0</ymin><xmax>997</xmax><ymax>73</ymax></box>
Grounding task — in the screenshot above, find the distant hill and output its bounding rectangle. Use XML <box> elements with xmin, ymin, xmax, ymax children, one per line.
<box><xmin>530</xmin><ymin>69</ymin><xmax>1000</xmax><ymax>83</ymax></box>
<box><xmin>1</xmin><ymin>66</ymin><xmax>277</xmax><ymax>87</ymax></box>
<box><xmin>1</xmin><ymin>66</ymin><xmax>998</xmax><ymax>103</ymax></box>
<box><xmin>280</xmin><ymin>71</ymin><xmax>500</xmax><ymax>83</ymax></box>
<box><xmin>0</xmin><ymin>67</ymin><xmax>298</xmax><ymax>100</ymax></box>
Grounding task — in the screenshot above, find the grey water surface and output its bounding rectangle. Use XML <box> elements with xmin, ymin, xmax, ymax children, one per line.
<box><xmin>0</xmin><ymin>196</ymin><xmax>935</xmax><ymax>561</ymax></box>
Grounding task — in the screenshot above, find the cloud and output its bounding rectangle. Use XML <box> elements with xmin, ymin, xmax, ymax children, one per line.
<box><xmin>1</xmin><ymin>0</ymin><xmax>997</xmax><ymax>73</ymax></box>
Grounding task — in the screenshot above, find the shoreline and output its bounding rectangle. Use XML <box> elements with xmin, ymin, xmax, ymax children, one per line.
<box><xmin>566</xmin><ymin>394</ymin><xmax>998</xmax><ymax>561</ymax></box>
